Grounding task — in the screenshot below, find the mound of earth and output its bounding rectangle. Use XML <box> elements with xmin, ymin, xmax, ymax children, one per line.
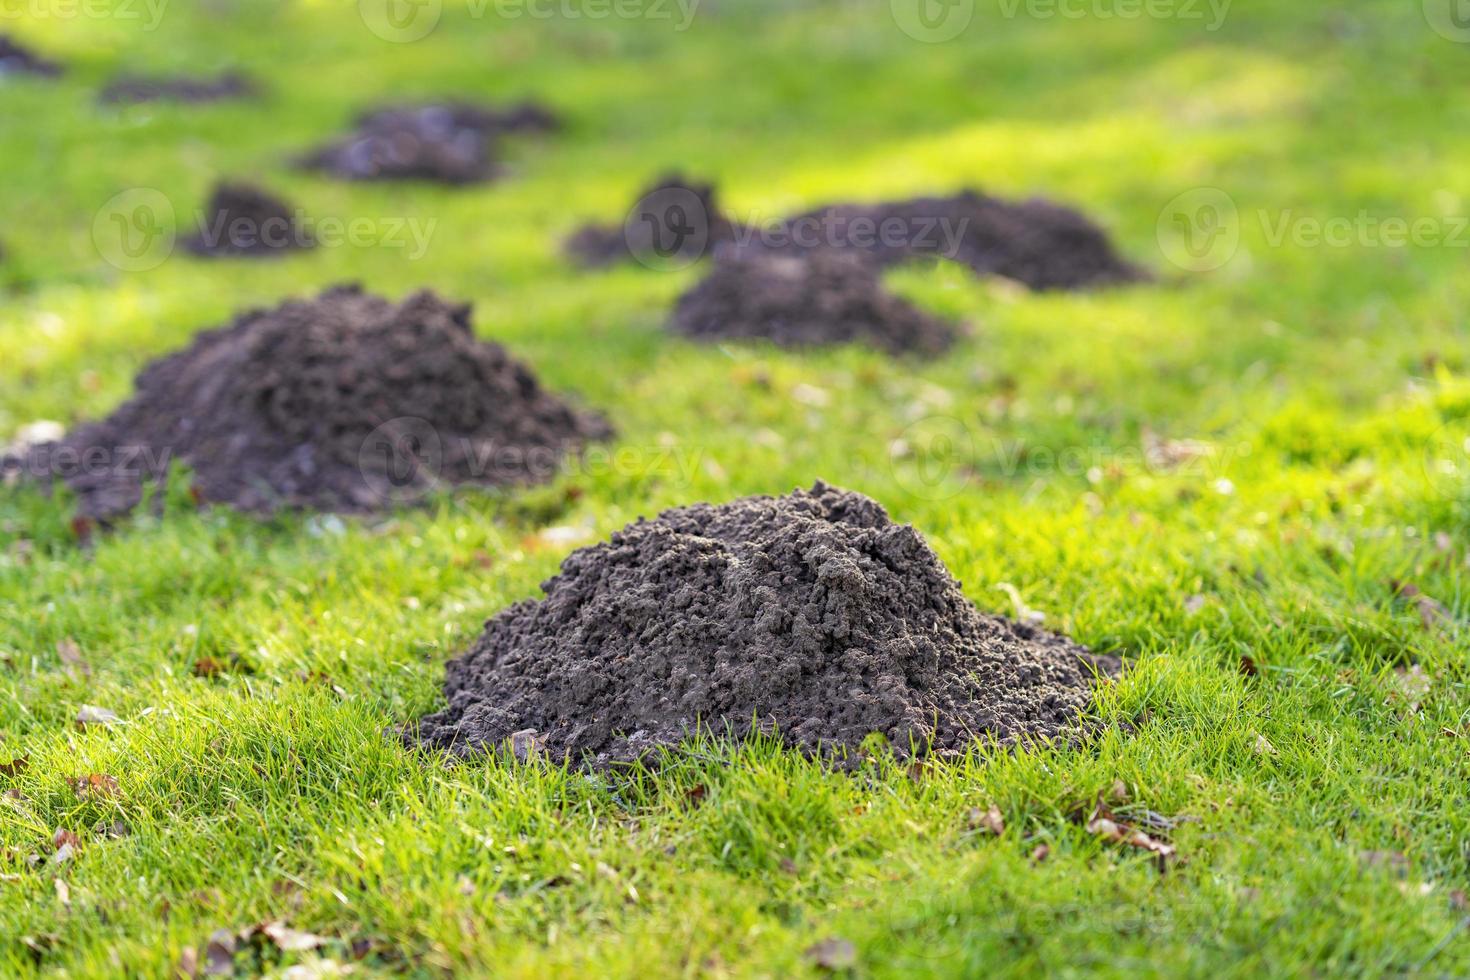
<box><xmin>565</xmin><ymin>174</ymin><xmax>741</xmax><ymax>267</ymax></box>
<box><xmin>299</xmin><ymin>100</ymin><xmax>559</xmax><ymax>184</ymax></box>
<box><xmin>765</xmin><ymin>191</ymin><xmax>1145</xmax><ymax>291</ymax></box>
<box><xmin>3</xmin><ymin>285</ymin><xmax>611</xmax><ymax>518</ymax></box>
<box><xmin>410</xmin><ymin>482</ymin><xmax>1113</xmax><ymax>768</ymax></box>
<box><xmin>99</xmin><ymin>71</ymin><xmax>255</xmax><ymax>104</ymax></box>
<box><xmin>0</xmin><ymin>35</ymin><xmax>62</xmax><ymax>77</ymax></box>
<box><xmin>183</xmin><ymin>181</ymin><xmax>313</xmax><ymax>258</ymax></box>
<box><xmin>670</xmin><ymin>248</ymin><xmax>959</xmax><ymax>356</ymax></box>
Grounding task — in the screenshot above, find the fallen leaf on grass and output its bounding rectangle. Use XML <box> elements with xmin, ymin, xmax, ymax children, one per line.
<box><xmin>176</xmin><ymin>947</ymin><xmax>199</xmax><ymax>979</ymax></box>
<box><xmin>1252</xmin><ymin>733</ymin><xmax>1277</xmax><ymax>756</ymax></box>
<box><xmin>1389</xmin><ymin>580</ymin><xmax>1453</xmax><ymax>630</ymax></box>
<box><xmin>52</xmin><ymin>829</ymin><xmax>81</xmax><ymax>852</ymax></box>
<box><xmin>1086</xmin><ymin>816</ymin><xmax>1176</xmax><ymax>861</ymax></box>
<box><xmin>54</xmin><ymin>877</ymin><xmax>69</xmax><ymax>909</ymax></box>
<box><xmin>70</xmin><ymin>774</ymin><xmax>119</xmax><ymax>800</ymax></box>
<box><xmin>204</xmin><ymin>928</ymin><xmax>236</xmax><ymax>976</ymax></box>
<box><xmin>0</xmin><ymin>755</ymin><xmax>27</xmax><ymax>777</ymax></box>
<box><xmin>57</xmin><ymin>639</ymin><xmax>90</xmax><ymax>681</ymax></box>
<box><xmin>76</xmin><ymin>705</ymin><xmax>118</xmax><ymax>729</ymax></box>
<box><xmin>1030</xmin><ymin>844</ymin><xmax>1050</xmax><ymax>864</ymax></box>
<box><xmin>804</xmin><ymin>937</ymin><xmax>857</xmax><ymax>971</ymax></box>
<box><xmin>1183</xmin><ymin>594</ymin><xmax>1207</xmax><ymax>615</ymax></box>
<box><xmin>260</xmin><ymin>921</ymin><xmax>329</xmax><ymax>952</ymax></box>
<box><xmin>967</xmin><ymin>804</ymin><xmax>1004</xmax><ymax>835</ymax></box>
<box><xmin>1391</xmin><ymin>665</ymin><xmax>1433</xmax><ymax>713</ymax></box>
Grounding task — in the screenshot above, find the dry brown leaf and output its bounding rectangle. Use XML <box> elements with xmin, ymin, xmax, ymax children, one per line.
<box><xmin>52</xmin><ymin>829</ymin><xmax>82</xmax><ymax>852</ymax></box>
<box><xmin>1183</xmin><ymin>594</ymin><xmax>1207</xmax><ymax>615</ymax></box>
<box><xmin>76</xmin><ymin>705</ymin><xmax>118</xmax><ymax>729</ymax></box>
<box><xmin>176</xmin><ymin>947</ymin><xmax>199</xmax><ymax>979</ymax></box>
<box><xmin>204</xmin><ymin>928</ymin><xmax>236</xmax><ymax>976</ymax></box>
<box><xmin>1391</xmin><ymin>665</ymin><xmax>1433</xmax><ymax>712</ymax></box>
<box><xmin>1085</xmin><ymin>815</ymin><xmax>1176</xmax><ymax>866</ymax></box>
<box><xmin>260</xmin><ymin>921</ymin><xmax>329</xmax><ymax>952</ymax></box>
<box><xmin>71</xmin><ymin>774</ymin><xmax>119</xmax><ymax>800</ymax></box>
<box><xmin>1390</xmin><ymin>580</ymin><xmax>1453</xmax><ymax>630</ymax></box>
<box><xmin>1252</xmin><ymin>733</ymin><xmax>1277</xmax><ymax>756</ymax></box>
<box><xmin>1030</xmin><ymin>843</ymin><xmax>1051</xmax><ymax>864</ymax></box>
<box><xmin>57</xmin><ymin>638</ymin><xmax>90</xmax><ymax>681</ymax></box>
<box><xmin>0</xmin><ymin>755</ymin><xmax>27</xmax><ymax>778</ymax></box>
<box><xmin>967</xmin><ymin>804</ymin><xmax>1004</xmax><ymax>836</ymax></box>
<box><xmin>804</xmin><ymin>937</ymin><xmax>857</xmax><ymax>971</ymax></box>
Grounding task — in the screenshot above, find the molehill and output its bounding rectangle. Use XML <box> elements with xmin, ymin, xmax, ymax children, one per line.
<box><xmin>411</xmin><ymin>482</ymin><xmax>1113</xmax><ymax>768</ymax></box>
<box><xmin>670</xmin><ymin>248</ymin><xmax>960</xmax><ymax>356</ymax></box>
<box><xmin>0</xmin><ymin>35</ymin><xmax>62</xmax><ymax>76</ymax></box>
<box><xmin>564</xmin><ymin>174</ymin><xmax>741</xmax><ymax>267</ymax></box>
<box><xmin>99</xmin><ymin>71</ymin><xmax>256</xmax><ymax>105</ymax></box>
<box><xmin>183</xmin><ymin>181</ymin><xmax>313</xmax><ymax>259</ymax></box>
<box><xmin>299</xmin><ymin>101</ymin><xmax>559</xmax><ymax>184</ymax></box>
<box><xmin>4</xmin><ymin>285</ymin><xmax>611</xmax><ymax>518</ymax></box>
<box><xmin>766</xmin><ymin>190</ymin><xmax>1145</xmax><ymax>290</ymax></box>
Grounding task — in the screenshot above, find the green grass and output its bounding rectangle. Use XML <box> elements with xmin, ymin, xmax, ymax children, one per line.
<box><xmin>3</xmin><ymin>0</ymin><xmax>1470</xmax><ymax>975</ymax></box>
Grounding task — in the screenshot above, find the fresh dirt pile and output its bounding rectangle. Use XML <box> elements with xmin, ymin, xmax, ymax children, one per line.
<box><xmin>765</xmin><ymin>191</ymin><xmax>1145</xmax><ymax>291</ymax></box>
<box><xmin>0</xmin><ymin>35</ymin><xmax>62</xmax><ymax>77</ymax></box>
<box><xmin>183</xmin><ymin>181</ymin><xmax>313</xmax><ymax>258</ymax></box>
<box><xmin>670</xmin><ymin>248</ymin><xmax>959</xmax><ymax>356</ymax></box>
<box><xmin>3</xmin><ymin>285</ymin><xmax>611</xmax><ymax>518</ymax></box>
<box><xmin>411</xmin><ymin>482</ymin><xmax>1113</xmax><ymax>768</ymax></box>
<box><xmin>299</xmin><ymin>101</ymin><xmax>559</xmax><ymax>184</ymax></box>
<box><xmin>99</xmin><ymin>71</ymin><xmax>255</xmax><ymax>104</ymax></box>
<box><xmin>565</xmin><ymin>174</ymin><xmax>742</xmax><ymax>267</ymax></box>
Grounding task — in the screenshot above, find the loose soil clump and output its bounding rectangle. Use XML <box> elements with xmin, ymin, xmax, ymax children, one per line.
<box><xmin>299</xmin><ymin>101</ymin><xmax>559</xmax><ymax>185</ymax></box>
<box><xmin>183</xmin><ymin>181</ymin><xmax>313</xmax><ymax>259</ymax></box>
<box><xmin>0</xmin><ymin>35</ymin><xmax>62</xmax><ymax>77</ymax></box>
<box><xmin>670</xmin><ymin>248</ymin><xmax>959</xmax><ymax>356</ymax></box>
<box><xmin>99</xmin><ymin>71</ymin><xmax>255</xmax><ymax>105</ymax></box>
<box><xmin>4</xmin><ymin>285</ymin><xmax>611</xmax><ymax>518</ymax></box>
<box><xmin>411</xmin><ymin>482</ymin><xmax>1112</xmax><ymax>768</ymax></box>
<box><xmin>565</xmin><ymin>174</ymin><xmax>741</xmax><ymax>268</ymax></box>
<box><xmin>764</xmin><ymin>191</ymin><xmax>1145</xmax><ymax>291</ymax></box>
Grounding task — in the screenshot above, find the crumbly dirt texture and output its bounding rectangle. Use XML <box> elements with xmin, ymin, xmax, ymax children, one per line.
<box><xmin>4</xmin><ymin>285</ymin><xmax>611</xmax><ymax>518</ymax></box>
<box><xmin>183</xmin><ymin>181</ymin><xmax>313</xmax><ymax>258</ymax></box>
<box><xmin>99</xmin><ymin>71</ymin><xmax>255</xmax><ymax>104</ymax></box>
<box><xmin>0</xmin><ymin>34</ymin><xmax>62</xmax><ymax>76</ymax></box>
<box><xmin>564</xmin><ymin>174</ymin><xmax>741</xmax><ymax>267</ymax></box>
<box><xmin>299</xmin><ymin>101</ymin><xmax>559</xmax><ymax>184</ymax></box>
<box><xmin>412</xmin><ymin>482</ymin><xmax>1112</xmax><ymax>768</ymax></box>
<box><xmin>768</xmin><ymin>191</ymin><xmax>1145</xmax><ymax>291</ymax></box>
<box><xmin>670</xmin><ymin>248</ymin><xmax>960</xmax><ymax>356</ymax></box>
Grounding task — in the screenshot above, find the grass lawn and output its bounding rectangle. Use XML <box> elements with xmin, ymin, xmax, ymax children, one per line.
<box><xmin>3</xmin><ymin>0</ymin><xmax>1470</xmax><ymax>975</ymax></box>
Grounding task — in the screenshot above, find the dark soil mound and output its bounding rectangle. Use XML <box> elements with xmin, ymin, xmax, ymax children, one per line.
<box><xmin>565</xmin><ymin>174</ymin><xmax>741</xmax><ymax>268</ymax></box>
<box><xmin>411</xmin><ymin>482</ymin><xmax>1112</xmax><ymax>768</ymax></box>
<box><xmin>183</xmin><ymin>181</ymin><xmax>313</xmax><ymax>258</ymax></box>
<box><xmin>766</xmin><ymin>191</ymin><xmax>1145</xmax><ymax>291</ymax></box>
<box><xmin>670</xmin><ymin>249</ymin><xmax>959</xmax><ymax>356</ymax></box>
<box><xmin>299</xmin><ymin>101</ymin><xmax>559</xmax><ymax>184</ymax></box>
<box><xmin>99</xmin><ymin>71</ymin><xmax>255</xmax><ymax>104</ymax></box>
<box><xmin>0</xmin><ymin>35</ymin><xmax>62</xmax><ymax>77</ymax></box>
<box><xmin>4</xmin><ymin>285</ymin><xmax>611</xmax><ymax>518</ymax></box>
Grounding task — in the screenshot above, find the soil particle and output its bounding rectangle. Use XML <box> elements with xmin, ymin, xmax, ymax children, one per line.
<box><xmin>299</xmin><ymin>101</ymin><xmax>559</xmax><ymax>184</ymax></box>
<box><xmin>411</xmin><ymin>482</ymin><xmax>1112</xmax><ymax>768</ymax></box>
<box><xmin>4</xmin><ymin>284</ymin><xmax>611</xmax><ymax>518</ymax></box>
<box><xmin>564</xmin><ymin>174</ymin><xmax>741</xmax><ymax>267</ymax></box>
<box><xmin>763</xmin><ymin>191</ymin><xmax>1145</xmax><ymax>291</ymax></box>
<box><xmin>669</xmin><ymin>248</ymin><xmax>960</xmax><ymax>356</ymax></box>
<box><xmin>98</xmin><ymin>71</ymin><xmax>255</xmax><ymax>105</ymax></box>
<box><xmin>0</xmin><ymin>35</ymin><xmax>62</xmax><ymax>77</ymax></box>
<box><xmin>183</xmin><ymin>181</ymin><xmax>313</xmax><ymax>259</ymax></box>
